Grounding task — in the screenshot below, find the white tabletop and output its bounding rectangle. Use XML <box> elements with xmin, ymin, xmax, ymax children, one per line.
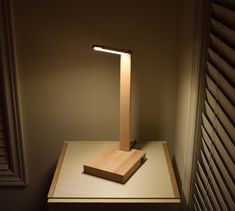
<box><xmin>48</xmin><ymin>141</ymin><xmax>180</xmax><ymax>203</ymax></box>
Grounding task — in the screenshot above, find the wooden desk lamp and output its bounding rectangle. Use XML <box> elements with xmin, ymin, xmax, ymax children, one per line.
<box><xmin>83</xmin><ymin>45</ymin><xmax>146</xmax><ymax>184</ymax></box>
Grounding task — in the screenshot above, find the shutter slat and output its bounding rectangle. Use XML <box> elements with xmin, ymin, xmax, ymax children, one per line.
<box><xmin>201</xmin><ymin>150</ymin><xmax>233</xmax><ymax>210</ymax></box>
<box><xmin>209</xmin><ymin>33</ymin><xmax>235</xmax><ymax>67</ymax></box>
<box><xmin>205</xmin><ymin>101</ymin><xmax>235</xmax><ymax>160</ymax></box>
<box><xmin>211</xmin><ymin>18</ymin><xmax>235</xmax><ymax>47</ymax></box>
<box><xmin>0</xmin><ymin>140</ymin><xmax>6</xmax><ymax>147</ymax></box>
<box><xmin>212</xmin><ymin>0</ymin><xmax>235</xmax><ymax>10</ymax></box>
<box><xmin>0</xmin><ymin>156</ymin><xmax>8</xmax><ymax>164</ymax></box>
<box><xmin>206</xmin><ymin>76</ymin><xmax>235</xmax><ymax>123</ymax></box>
<box><xmin>196</xmin><ymin>172</ymin><xmax>214</xmax><ymax>211</ymax></box>
<box><xmin>0</xmin><ymin>164</ymin><xmax>9</xmax><ymax>170</ymax></box>
<box><xmin>0</xmin><ymin>122</ymin><xmax>4</xmax><ymax>130</ymax></box>
<box><xmin>198</xmin><ymin>161</ymin><xmax>223</xmax><ymax>211</ymax></box>
<box><xmin>202</xmin><ymin>137</ymin><xmax>234</xmax><ymax>197</ymax></box>
<box><xmin>194</xmin><ymin>194</ymin><xmax>203</xmax><ymax>211</ymax></box>
<box><xmin>0</xmin><ymin>148</ymin><xmax>8</xmax><ymax>156</ymax></box>
<box><xmin>206</xmin><ymin>89</ymin><xmax>235</xmax><ymax>140</ymax></box>
<box><xmin>212</xmin><ymin>3</ymin><xmax>235</xmax><ymax>28</ymax></box>
<box><xmin>207</xmin><ymin>63</ymin><xmax>235</xmax><ymax>104</ymax></box>
<box><xmin>201</xmin><ymin>116</ymin><xmax>235</xmax><ymax>180</ymax></box>
<box><xmin>0</xmin><ymin>130</ymin><xmax>6</xmax><ymax>139</ymax></box>
<box><xmin>195</xmin><ymin>183</ymin><xmax>208</xmax><ymax>211</ymax></box>
<box><xmin>208</xmin><ymin>48</ymin><xmax>235</xmax><ymax>86</ymax></box>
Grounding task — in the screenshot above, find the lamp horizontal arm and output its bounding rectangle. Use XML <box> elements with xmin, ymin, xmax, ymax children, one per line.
<box><xmin>93</xmin><ymin>45</ymin><xmax>132</xmax><ymax>55</ymax></box>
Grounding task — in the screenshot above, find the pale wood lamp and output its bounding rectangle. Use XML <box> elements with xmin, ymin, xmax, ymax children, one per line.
<box><xmin>83</xmin><ymin>45</ymin><xmax>146</xmax><ymax>183</ymax></box>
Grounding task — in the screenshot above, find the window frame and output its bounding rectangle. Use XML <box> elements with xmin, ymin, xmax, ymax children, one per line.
<box><xmin>0</xmin><ymin>0</ymin><xmax>26</xmax><ymax>186</ymax></box>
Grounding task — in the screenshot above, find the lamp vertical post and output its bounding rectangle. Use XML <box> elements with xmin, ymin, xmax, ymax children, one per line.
<box><xmin>119</xmin><ymin>53</ymin><xmax>131</xmax><ymax>151</ymax></box>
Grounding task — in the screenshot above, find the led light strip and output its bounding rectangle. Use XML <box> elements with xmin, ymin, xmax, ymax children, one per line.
<box><xmin>93</xmin><ymin>45</ymin><xmax>131</xmax><ymax>56</ymax></box>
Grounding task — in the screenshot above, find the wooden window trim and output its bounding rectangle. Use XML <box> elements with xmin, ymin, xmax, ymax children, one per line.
<box><xmin>0</xmin><ymin>0</ymin><xmax>26</xmax><ymax>186</ymax></box>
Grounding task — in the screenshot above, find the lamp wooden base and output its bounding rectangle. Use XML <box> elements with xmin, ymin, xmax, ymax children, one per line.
<box><xmin>83</xmin><ymin>144</ymin><xmax>146</xmax><ymax>184</ymax></box>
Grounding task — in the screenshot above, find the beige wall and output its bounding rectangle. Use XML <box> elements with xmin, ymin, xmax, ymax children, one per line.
<box><xmin>0</xmin><ymin>1</ymin><xmax>181</xmax><ymax>211</ymax></box>
<box><xmin>174</xmin><ymin>0</ymin><xmax>194</xmax><ymax>181</ymax></box>
<box><xmin>173</xmin><ymin>0</ymin><xmax>197</xmax><ymax>206</ymax></box>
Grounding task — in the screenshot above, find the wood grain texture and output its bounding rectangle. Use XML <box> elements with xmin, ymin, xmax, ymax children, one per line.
<box><xmin>84</xmin><ymin>144</ymin><xmax>145</xmax><ymax>183</ymax></box>
<box><xmin>48</xmin><ymin>143</ymin><xmax>68</xmax><ymax>198</ymax></box>
<box><xmin>119</xmin><ymin>54</ymin><xmax>131</xmax><ymax>151</ymax></box>
<box><xmin>163</xmin><ymin>144</ymin><xmax>180</xmax><ymax>198</ymax></box>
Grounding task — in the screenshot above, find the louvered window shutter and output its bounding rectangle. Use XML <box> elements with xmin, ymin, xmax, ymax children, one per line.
<box><xmin>0</xmin><ymin>107</ymin><xmax>9</xmax><ymax>171</ymax></box>
<box><xmin>193</xmin><ymin>1</ymin><xmax>235</xmax><ymax>211</ymax></box>
<box><xmin>0</xmin><ymin>78</ymin><xmax>10</xmax><ymax>171</ymax></box>
<box><xmin>0</xmin><ymin>0</ymin><xmax>26</xmax><ymax>185</ymax></box>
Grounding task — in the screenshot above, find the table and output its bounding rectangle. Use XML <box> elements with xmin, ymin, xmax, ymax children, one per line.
<box><xmin>47</xmin><ymin>141</ymin><xmax>180</xmax><ymax>211</ymax></box>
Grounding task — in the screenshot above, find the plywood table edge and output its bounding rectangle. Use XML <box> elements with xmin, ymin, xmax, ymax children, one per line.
<box><xmin>64</xmin><ymin>140</ymin><xmax>167</xmax><ymax>144</ymax></box>
<box><xmin>48</xmin><ymin>143</ymin><xmax>68</xmax><ymax>198</ymax></box>
<box><xmin>64</xmin><ymin>140</ymin><xmax>119</xmax><ymax>144</ymax></box>
<box><xmin>48</xmin><ymin>198</ymin><xmax>181</xmax><ymax>203</ymax></box>
<box><xmin>163</xmin><ymin>143</ymin><xmax>180</xmax><ymax>199</ymax></box>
